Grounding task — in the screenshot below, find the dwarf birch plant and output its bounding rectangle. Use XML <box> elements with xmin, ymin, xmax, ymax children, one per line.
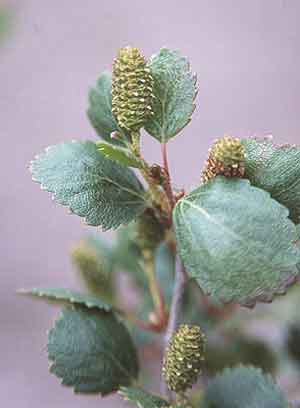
<box><xmin>21</xmin><ymin>46</ymin><xmax>300</xmax><ymax>408</ymax></box>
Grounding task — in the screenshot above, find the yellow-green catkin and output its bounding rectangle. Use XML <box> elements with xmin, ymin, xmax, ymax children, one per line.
<box><xmin>163</xmin><ymin>325</ymin><xmax>206</xmax><ymax>394</ymax></box>
<box><xmin>71</xmin><ymin>244</ymin><xmax>113</xmax><ymax>300</ymax></box>
<box><xmin>112</xmin><ymin>46</ymin><xmax>154</xmax><ymax>132</ymax></box>
<box><xmin>201</xmin><ymin>136</ymin><xmax>245</xmax><ymax>183</ymax></box>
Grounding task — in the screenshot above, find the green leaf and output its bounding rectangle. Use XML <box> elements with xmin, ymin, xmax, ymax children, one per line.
<box><xmin>30</xmin><ymin>141</ymin><xmax>146</xmax><ymax>230</ymax></box>
<box><xmin>119</xmin><ymin>387</ymin><xmax>168</xmax><ymax>408</ymax></box>
<box><xmin>97</xmin><ymin>142</ymin><xmax>143</xmax><ymax>168</ymax></box>
<box><xmin>48</xmin><ymin>306</ymin><xmax>139</xmax><ymax>395</ymax></box>
<box><xmin>145</xmin><ymin>48</ymin><xmax>197</xmax><ymax>143</ymax></box>
<box><xmin>203</xmin><ymin>366</ymin><xmax>289</xmax><ymax>408</ymax></box>
<box><xmin>19</xmin><ymin>287</ymin><xmax>112</xmax><ymax>311</ymax></box>
<box><xmin>87</xmin><ymin>71</ymin><xmax>121</xmax><ymax>144</ymax></box>
<box><xmin>243</xmin><ymin>138</ymin><xmax>300</xmax><ymax>224</ymax></box>
<box><xmin>173</xmin><ymin>176</ymin><xmax>300</xmax><ymax>307</ymax></box>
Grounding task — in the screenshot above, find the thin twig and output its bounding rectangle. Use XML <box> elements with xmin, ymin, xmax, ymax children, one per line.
<box><xmin>127</xmin><ymin>131</ymin><xmax>169</xmax><ymax>214</ymax></box>
<box><xmin>161</xmin><ymin>256</ymin><xmax>188</xmax><ymax>400</ymax></box>
<box><xmin>165</xmin><ymin>258</ymin><xmax>188</xmax><ymax>343</ymax></box>
<box><xmin>162</xmin><ymin>143</ymin><xmax>170</xmax><ymax>176</ymax></box>
<box><xmin>143</xmin><ymin>249</ymin><xmax>167</xmax><ymax>327</ymax></box>
<box><xmin>124</xmin><ymin>312</ymin><xmax>161</xmax><ymax>332</ymax></box>
<box><xmin>161</xmin><ymin>143</ymin><xmax>176</xmax><ymax>210</ymax></box>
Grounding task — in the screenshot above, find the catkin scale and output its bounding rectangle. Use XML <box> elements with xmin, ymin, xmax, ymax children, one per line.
<box><xmin>112</xmin><ymin>47</ymin><xmax>154</xmax><ymax>131</ymax></box>
<box><xmin>202</xmin><ymin>136</ymin><xmax>245</xmax><ymax>183</ymax></box>
<box><xmin>162</xmin><ymin>325</ymin><xmax>206</xmax><ymax>394</ymax></box>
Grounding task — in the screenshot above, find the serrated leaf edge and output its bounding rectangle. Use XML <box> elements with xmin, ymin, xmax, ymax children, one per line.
<box><xmin>174</xmin><ymin>178</ymin><xmax>300</xmax><ymax>308</ymax></box>
<box><xmin>47</xmin><ymin>306</ymin><xmax>138</xmax><ymax>396</ymax></box>
<box><xmin>146</xmin><ymin>48</ymin><xmax>198</xmax><ymax>142</ymax></box>
<box><xmin>244</xmin><ymin>135</ymin><xmax>299</xmax><ymax>151</ymax></box>
<box><xmin>204</xmin><ymin>364</ymin><xmax>289</xmax><ymax>408</ymax></box>
<box><xmin>29</xmin><ymin>141</ymin><xmax>146</xmax><ymax>230</ymax></box>
<box><xmin>47</xmin><ymin>308</ymin><xmax>103</xmax><ymax>395</ymax></box>
<box><xmin>208</xmin><ymin>364</ymin><xmax>283</xmax><ymax>390</ymax></box>
<box><xmin>18</xmin><ymin>288</ymin><xmax>112</xmax><ymax>312</ymax></box>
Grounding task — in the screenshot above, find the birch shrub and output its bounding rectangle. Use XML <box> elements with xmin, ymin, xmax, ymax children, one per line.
<box><xmin>21</xmin><ymin>46</ymin><xmax>300</xmax><ymax>408</ymax></box>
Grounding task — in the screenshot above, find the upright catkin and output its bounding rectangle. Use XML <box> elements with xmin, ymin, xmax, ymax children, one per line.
<box><xmin>201</xmin><ymin>136</ymin><xmax>245</xmax><ymax>183</ymax></box>
<box><xmin>162</xmin><ymin>325</ymin><xmax>206</xmax><ymax>394</ymax></box>
<box><xmin>112</xmin><ymin>46</ymin><xmax>154</xmax><ymax>131</ymax></box>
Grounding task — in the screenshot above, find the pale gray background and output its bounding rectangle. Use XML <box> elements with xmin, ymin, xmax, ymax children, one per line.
<box><xmin>1</xmin><ymin>0</ymin><xmax>300</xmax><ymax>407</ymax></box>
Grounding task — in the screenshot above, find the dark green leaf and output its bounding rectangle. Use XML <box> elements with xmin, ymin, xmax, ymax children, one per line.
<box><xmin>203</xmin><ymin>366</ymin><xmax>288</xmax><ymax>408</ymax></box>
<box><xmin>48</xmin><ymin>306</ymin><xmax>139</xmax><ymax>395</ymax></box>
<box><xmin>119</xmin><ymin>387</ymin><xmax>168</xmax><ymax>408</ymax></box>
<box><xmin>31</xmin><ymin>141</ymin><xmax>146</xmax><ymax>230</ymax></box>
<box><xmin>97</xmin><ymin>142</ymin><xmax>143</xmax><ymax>168</ymax></box>
<box><xmin>173</xmin><ymin>177</ymin><xmax>300</xmax><ymax>307</ymax></box>
<box><xmin>19</xmin><ymin>287</ymin><xmax>112</xmax><ymax>311</ymax></box>
<box><xmin>243</xmin><ymin>138</ymin><xmax>300</xmax><ymax>224</ymax></box>
<box><xmin>87</xmin><ymin>71</ymin><xmax>121</xmax><ymax>144</ymax></box>
<box><xmin>145</xmin><ymin>48</ymin><xmax>197</xmax><ymax>142</ymax></box>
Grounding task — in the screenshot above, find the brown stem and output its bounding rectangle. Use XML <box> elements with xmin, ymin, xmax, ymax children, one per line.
<box><xmin>127</xmin><ymin>133</ymin><xmax>173</xmax><ymax>223</ymax></box>
<box><xmin>161</xmin><ymin>256</ymin><xmax>188</xmax><ymax>400</ymax></box>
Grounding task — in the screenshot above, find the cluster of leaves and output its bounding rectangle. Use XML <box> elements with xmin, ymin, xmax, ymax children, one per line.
<box><xmin>22</xmin><ymin>46</ymin><xmax>300</xmax><ymax>407</ymax></box>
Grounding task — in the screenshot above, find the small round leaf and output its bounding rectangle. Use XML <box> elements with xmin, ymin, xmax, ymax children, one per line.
<box><xmin>30</xmin><ymin>141</ymin><xmax>146</xmax><ymax>230</ymax></box>
<box><xmin>173</xmin><ymin>177</ymin><xmax>300</xmax><ymax>307</ymax></box>
<box><xmin>203</xmin><ymin>366</ymin><xmax>289</xmax><ymax>408</ymax></box>
<box><xmin>48</xmin><ymin>306</ymin><xmax>139</xmax><ymax>395</ymax></box>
